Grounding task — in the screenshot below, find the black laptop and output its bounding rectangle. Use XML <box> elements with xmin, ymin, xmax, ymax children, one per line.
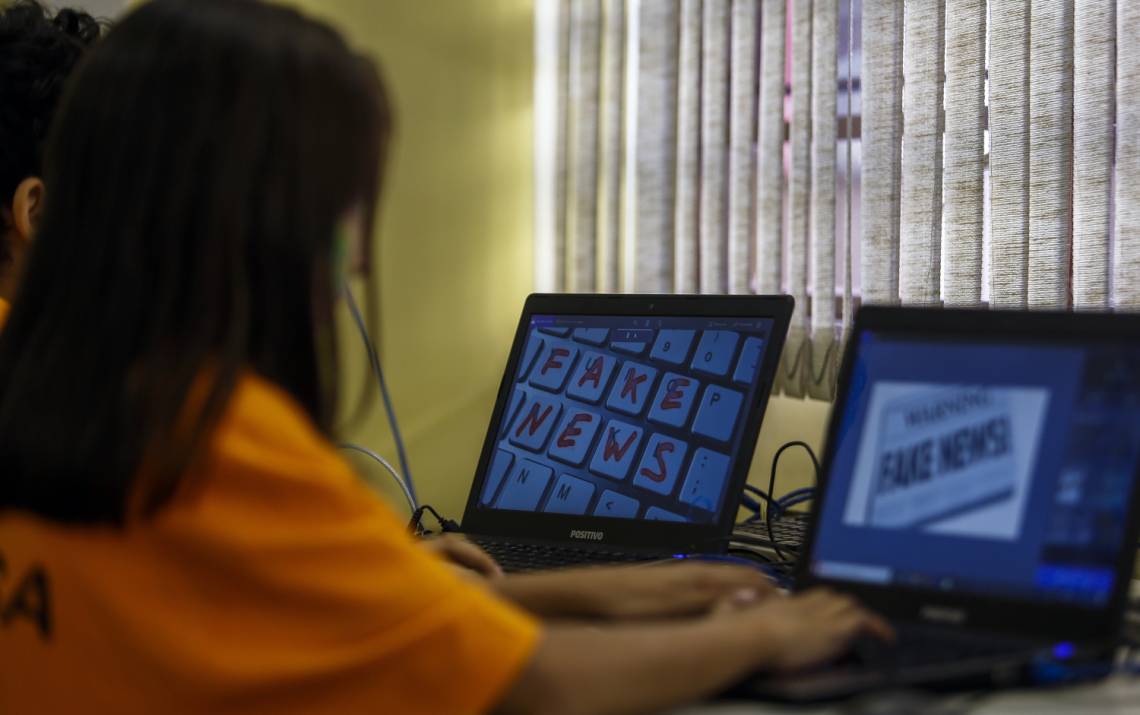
<box><xmin>741</xmin><ymin>306</ymin><xmax>1140</xmax><ymax>701</ymax></box>
<box><xmin>460</xmin><ymin>293</ymin><xmax>793</xmax><ymax>571</ymax></box>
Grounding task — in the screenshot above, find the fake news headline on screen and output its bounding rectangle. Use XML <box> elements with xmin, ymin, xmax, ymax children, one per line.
<box><xmin>842</xmin><ymin>384</ymin><xmax>1049</xmax><ymax>542</ymax></box>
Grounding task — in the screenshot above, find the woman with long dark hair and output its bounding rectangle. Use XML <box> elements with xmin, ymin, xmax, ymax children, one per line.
<box><xmin>0</xmin><ymin>1</ymin><xmax>888</xmax><ymax>712</ymax></box>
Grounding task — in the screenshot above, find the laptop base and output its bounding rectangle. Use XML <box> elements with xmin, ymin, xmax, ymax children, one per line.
<box><xmin>468</xmin><ymin>535</ymin><xmax>671</xmax><ymax>572</ymax></box>
<box><xmin>732</xmin><ymin>633</ymin><xmax>1116</xmax><ymax>703</ymax></box>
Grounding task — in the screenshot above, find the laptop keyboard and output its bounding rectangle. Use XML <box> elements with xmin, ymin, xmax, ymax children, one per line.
<box><xmin>471</xmin><ymin>537</ymin><xmax>662</xmax><ymax>572</ymax></box>
<box><xmin>733</xmin><ymin>512</ymin><xmax>811</xmax><ymax>549</ymax></box>
<box><xmin>843</xmin><ymin>625</ymin><xmax>1034</xmax><ymax>670</ymax></box>
<box><xmin>480</xmin><ymin>323</ymin><xmax>772</xmax><ymax>523</ymax></box>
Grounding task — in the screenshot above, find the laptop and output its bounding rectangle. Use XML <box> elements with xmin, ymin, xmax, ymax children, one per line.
<box><xmin>741</xmin><ymin>306</ymin><xmax>1140</xmax><ymax>701</ymax></box>
<box><xmin>460</xmin><ymin>293</ymin><xmax>793</xmax><ymax>571</ymax></box>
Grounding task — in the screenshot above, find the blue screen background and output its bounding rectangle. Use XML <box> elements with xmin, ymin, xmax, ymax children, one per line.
<box><xmin>811</xmin><ymin>333</ymin><xmax>1140</xmax><ymax>605</ymax></box>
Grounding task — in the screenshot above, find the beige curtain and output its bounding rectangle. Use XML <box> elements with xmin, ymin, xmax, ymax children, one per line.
<box><xmin>807</xmin><ymin>0</ymin><xmax>837</xmax><ymax>400</ymax></box>
<box><xmin>699</xmin><ymin>0</ymin><xmax>731</xmax><ymax>293</ymax></box>
<box><xmin>754</xmin><ymin>0</ymin><xmax>786</xmax><ymax>297</ymax></box>
<box><xmin>596</xmin><ymin>0</ymin><xmax>625</xmax><ymax>293</ymax></box>
<box><xmin>942</xmin><ymin>0</ymin><xmax>986</xmax><ymax>307</ymax></box>
<box><xmin>988</xmin><ymin>0</ymin><xmax>1031</xmax><ymax>308</ymax></box>
<box><xmin>727</xmin><ymin>0</ymin><xmax>758</xmax><ymax>294</ymax></box>
<box><xmin>1116</xmin><ymin>1</ymin><xmax>1139</xmax><ymax>309</ymax></box>
<box><xmin>899</xmin><ymin>0</ymin><xmax>944</xmax><ymax>306</ymax></box>
<box><xmin>537</xmin><ymin>0</ymin><xmax>1138</xmax><ymax>401</ymax></box>
<box><xmin>674</xmin><ymin>0</ymin><xmax>701</xmax><ymax>293</ymax></box>
<box><xmin>860</xmin><ymin>2</ymin><xmax>902</xmax><ymax>307</ymax></box>
<box><xmin>1027</xmin><ymin>0</ymin><xmax>1074</xmax><ymax>309</ymax></box>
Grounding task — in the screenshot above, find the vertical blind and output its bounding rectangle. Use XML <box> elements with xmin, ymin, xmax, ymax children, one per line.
<box><xmin>535</xmin><ymin>0</ymin><xmax>1140</xmax><ymax>400</ymax></box>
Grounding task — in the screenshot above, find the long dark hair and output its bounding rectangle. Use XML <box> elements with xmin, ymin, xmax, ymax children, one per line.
<box><xmin>0</xmin><ymin>0</ymin><xmax>390</xmax><ymax>523</ymax></box>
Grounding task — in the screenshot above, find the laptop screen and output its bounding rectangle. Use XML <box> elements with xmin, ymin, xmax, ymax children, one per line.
<box><xmin>811</xmin><ymin>331</ymin><xmax>1140</xmax><ymax>606</ymax></box>
<box><xmin>476</xmin><ymin>314</ymin><xmax>777</xmax><ymax>525</ymax></box>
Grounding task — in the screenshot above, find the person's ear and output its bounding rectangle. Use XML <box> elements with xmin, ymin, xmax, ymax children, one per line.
<box><xmin>10</xmin><ymin>177</ymin><xmax>45</xmax><ymax>245</ymax></box>
<box><xmin>338</xmin><ymin>203</ymin><xmax>372</xmax><ymax>277</ymax></box>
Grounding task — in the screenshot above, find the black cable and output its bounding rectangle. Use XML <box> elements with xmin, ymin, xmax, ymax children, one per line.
<box><xmin>408</xmin><ymin>504</ymin><xmax>460</xmax><ymax>536</ymax></box>
<box><xmin>766</xmin><ymin>440</ymin><xmax>820</xmax><ymax>562</ymax></box>
<box><xmin>777</xmin><ymin>487</ymin><xmax>816</xmax><ymax>506</ymax></box>
<box><xmin>741</xmin><ymin>484</ymin><xmax>782</xmax><ymax>517</ymax></box>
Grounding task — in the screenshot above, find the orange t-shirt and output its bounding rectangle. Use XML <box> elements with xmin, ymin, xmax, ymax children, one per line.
<box><xmin>0</xmin><ymin>297</ymin><xmax>8</xmax><ymax>326</ymax></box>
<box><xmin>0</xmin><ymin>375</ymin><xmax>539</xmax><ymax>714</ymax></box>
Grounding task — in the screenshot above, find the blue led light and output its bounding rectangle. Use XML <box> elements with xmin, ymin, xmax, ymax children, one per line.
<box><xmin>1052</xmin><ymin>642</ymin><xmax>1075</xmax><ymax>660</ymax></box>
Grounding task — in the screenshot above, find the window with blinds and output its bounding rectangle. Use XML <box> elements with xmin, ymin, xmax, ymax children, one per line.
<box><xmin>534</xmin><ymin>0</ymin><xmax>1139</xmax><ymax>400</ymax></box>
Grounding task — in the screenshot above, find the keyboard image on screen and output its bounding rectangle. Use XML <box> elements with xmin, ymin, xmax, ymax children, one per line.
<box><xmin>478</xmin><ymin>315</ymin><xmax>776</xmax><ymax>524</ymax></box>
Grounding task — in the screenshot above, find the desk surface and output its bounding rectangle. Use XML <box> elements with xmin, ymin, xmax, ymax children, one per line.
<box><xmin>673</xmin><ymin>675</ymin><xmax>1140</xmax><ymax>714</ymax></box>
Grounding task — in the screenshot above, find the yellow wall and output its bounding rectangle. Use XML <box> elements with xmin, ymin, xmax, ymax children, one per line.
<box><xmin>288</xmin><ymin>0</ymin><xmax>535</xmax><ymax>518</ymax></box>
<box><xmin>287</xmin><ymin>0</ymin><xmax>828</xmax><ymax>520</ymax></box>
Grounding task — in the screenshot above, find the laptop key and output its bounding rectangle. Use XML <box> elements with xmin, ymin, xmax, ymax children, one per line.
<box><xmin>647</xmin><ymin>372</ymin><xmax>700</xmax><ymax>428</ymax></box>
<box><xmin>691</xmin><ymin>330</ymin><xmax>740</xmax><ymax>377</ymax></box>
<box><xmin>508</xmin><ymin>392</ymin><xmax>563</xmax><ymax>452</ymax></box>
<box><xmin>680</xmin><ymin>448</ymin><xmax>732</xmax><ymax>512</ymax></box>
<box><xmin>500</xmin><ymin>387</ymin><xmax>527</xmax><ymax>438</ymax></box>
<box><xmin>605</xmin><ymin>361</ymin><xmax>659</xmax><ymax>416</ymax></box>
<box><xmin>572</xmin><ymin>327</ymin><xmax>610</xmax><ymax>346</ymax></box>
<box><xmin>632</xmin><ymin>433</ymin><xmax>688</xmax><ymax>495</ymax></box>
<box><xmin>691</xmin><ymin>384</ymin><xmax>744</xmax><ymax>442</ymax></box>
<box><xmin>566</xmin><ymin>351</ymin><xmax>618</xmax><ymax>404</ymax></box>
<box><xmin>589</xmin><ymin>419</ymin><xmax>644</xmax><ymax>481</ymax></box>
<box><xmin>592</xmin><ymin>489</ymin><xmax>640</xmax><ymax>518</ymax></box>
<box><xmin>543</xmin><ymin>474</ymin><xmax>596</xmax><ymax>515</ymax></box>
<box><xmin>645</xmin><ymin>506</ymin><xmax>687</xmax><ymax>522</ymax></box>
<box><xmin>547</xmin><ymin>409</ymin><xmax>602</xmax><ymax>466</ymax></box>
<box><xmin>480</xmin><ymin>449</ymin><xmax>515</xmax><ymax>505</ymax></box>
<box><xmin>495</xmin><ymin>459</ymin><xmax>554</xmax><ymax>511</ymax></box>
<box><xmin>611</xmin><ymin>328</ymin><xmax>655</xmax><ymax>355</ymax></box>
<box><xmin>732</xmin><ymin>336</ymin><xmax>767</xmax><ymax>385</ymax></box>
<box><xmin>517</xmin><ymin>334</ymin><xmax>545</xmax><ymax>382</ymax></box>
<box><xmin>650</xmin><ymin>329</ymin><xmax>697</xmax><ymax>366</ymax></box>
<box><xmin>529</xmin><ymin>340</ymin><xmax>580</xmax><ymax>392</ymax></box>
<box><xmin>612</xmin><ymin>340</ymin><xmax>648</xmax><ymax>355</ymax></box>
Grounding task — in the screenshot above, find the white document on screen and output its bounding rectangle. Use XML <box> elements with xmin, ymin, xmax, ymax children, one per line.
<box><xmin>843</xmin><ymin>383</ymin><xmax>1050</xmax><ymax>541</ymax></box>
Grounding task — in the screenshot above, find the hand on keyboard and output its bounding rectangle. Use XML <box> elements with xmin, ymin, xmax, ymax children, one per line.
<box><xmin>737</xmin><ymin>589</ymin><xmax>895</xmax><ymax>674</ymax></box>
<box><xmin>421</xmin><ymin>534</ymin><xmax>503</xmax><ymax>579</ymax></box>
<box><xmin>494</xmin><ymin>561</ymin><xmax>777</xmax><ymax>621</ymax></box>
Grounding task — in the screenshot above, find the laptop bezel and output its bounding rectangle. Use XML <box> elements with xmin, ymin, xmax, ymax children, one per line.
<box><xmin>461</xmin><ymin>293</ymin><xmax>793</xmax><ymax>553</ymax></box>
<box><xmin>795</xmin><ymin>306</ymin><xmax>1140</xmax><ymax>641</ymax></box>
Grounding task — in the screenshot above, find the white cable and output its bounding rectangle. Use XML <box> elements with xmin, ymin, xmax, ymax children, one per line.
<box><xmin>343</xmin><ymin>286</ymin><xmax>416</xmax><ymax>505</ymax></box>
<box><xmin>340</xmin><ymin>442</ymin><xmax>415</xmax><ymax>515</ymax></box>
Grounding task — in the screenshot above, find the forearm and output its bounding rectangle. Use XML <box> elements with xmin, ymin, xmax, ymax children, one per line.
<box><xmin>495</xmin><ymin>617</ymin><xmax>772</xmax><ymax>715</ymax></box>
<box><xmin>491</xmin><ymin>564</ymin><xmax>769</xmax><ymax>621</ymax></box>
<box><xmin>492</xmin><ymin>570</ymin><xmax>607</xmax><ymax>620</ymax></box>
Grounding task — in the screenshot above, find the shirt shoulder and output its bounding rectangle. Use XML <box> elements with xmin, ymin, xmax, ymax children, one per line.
<box><xmin>188</xmin><ymin>374</ymin><xmax>385</xmax><ymax>522</ymax></box>
<box><xmin>0</xmin><ymin>373</ymin><xmax>539</xmax><ymax>715</ymax></box>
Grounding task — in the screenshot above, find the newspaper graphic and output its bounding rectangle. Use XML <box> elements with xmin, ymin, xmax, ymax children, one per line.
<box><xmin>843</xmin><ymin>382</ymin><xmax>1049</xmax><ymax>539</ymax></box>
<box><xmin>865</xmin><ymin>386</ymin><xmax>1019</xmax><ymax>529</ymax></box>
